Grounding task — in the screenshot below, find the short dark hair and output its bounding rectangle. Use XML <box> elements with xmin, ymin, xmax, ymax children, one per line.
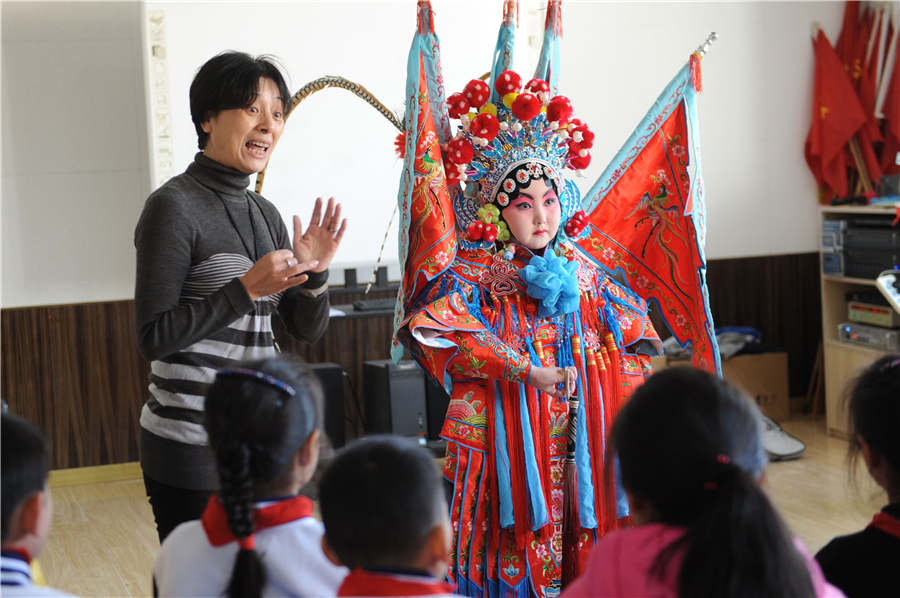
<box><xmin>847</xmin><ymin>354</ymin><xmax>900</xmax><ymax>479</ymax></box>
<box><xmin>319</xmin><ymin>436</ymin><xmax>446</xmax><ymax>569</ymax></box>
<box><xmin>189</xmin><ymin>51</ymin><xmax>291</xmax><ymax>150</ymax></box>
<box><xmin>2</xmin><ymin>414</ymin><xmax>49</xmax><ymax>542</ymax></box>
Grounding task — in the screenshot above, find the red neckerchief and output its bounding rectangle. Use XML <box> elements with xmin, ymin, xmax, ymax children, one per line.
<box><xmin>868</xmin><ymin>512</ymin><xmax>900</xmax><ymax>540</ymax></box>
<box><xmin>201</xmin><ymin>494</ymin><xmax>314</xmax><ymax>547</ymax></box>
<box><xmin>337</xmin><ymin>568</ymin><xmax>455</xmax><ymax>596</ymax></box>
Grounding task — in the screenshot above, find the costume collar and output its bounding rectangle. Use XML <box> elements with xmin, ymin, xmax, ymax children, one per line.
<box><xmin>869</xmin><ymin>505</ymin><xmax>900</xmax><ymax>540</ymax></box>
<box><xmin>187</xmin><ymin>152</ymin><xmax>251</xmax><ymax>200</ymax></box>
<box><xmin>1</xmin><ymin>549</ymin><xmax>32</xmax><ymax>586</ymax></box>
<box><xmin>337</xmin><ymin>568</ymin><xmax>455</xmax><ymax>596</ymax></box>
<box><xmin>201</xmin><ymin>494</ymin><xmax>314</xmax><ymax>547</ymax></box>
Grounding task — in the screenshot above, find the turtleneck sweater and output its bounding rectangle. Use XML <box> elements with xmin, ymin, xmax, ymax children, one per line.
<box><xmin>134</xmin><ymin>152</ymin><xmax>329</xmax><ymax>490</ymax></box>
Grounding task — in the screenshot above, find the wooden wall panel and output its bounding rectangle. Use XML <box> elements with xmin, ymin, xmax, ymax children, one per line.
<box><xmin>1</xmin><ymin>301</ymin><xmax>148</xmax><ymax>469</ymax></box>
<box><xmin>649</xmin><ymin>252</ymin><xmax>821</xmax><ymax>398</ymax></box>
<box><xmin>2</xmin><ymin>253</ymin><xmax>822</xmax><ymax>468</ymax></box>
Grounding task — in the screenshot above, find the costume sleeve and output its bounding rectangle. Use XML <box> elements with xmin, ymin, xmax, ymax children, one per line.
<box><xmin>601</xmin><ymin>277</ymin><xmax>663</xmax><ymax>356</ymax></box>
<box><xmin>404</xmin><ymin>286</ymin><xmax>531</xmax><ymax>390</ymax></box>
<box><xmin>134</xmin><ymin>190</ymin><xmax>255</xmax><ymax>361</ymax></box>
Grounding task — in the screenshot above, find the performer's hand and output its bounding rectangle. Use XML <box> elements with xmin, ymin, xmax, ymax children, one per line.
<box><xmin>239</xmin><ymin>250</ymin><xmax>319</xmax><ymax>301</ymax></box>
<box><xmin>528</xmin><ymin>366</ymin><xmax>577</xmax><ymax>398</ymax></box>
<box><xmin>292</xmin><ymin>197</ymin><xmax>347</xmax><ymax>273</ymax></box>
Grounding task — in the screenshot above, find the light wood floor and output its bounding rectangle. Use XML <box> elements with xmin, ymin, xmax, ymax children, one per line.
<box><xmin>38</xmin><ymin>417</ymin><xmax>887</xmax><ymax>597</ymax></box>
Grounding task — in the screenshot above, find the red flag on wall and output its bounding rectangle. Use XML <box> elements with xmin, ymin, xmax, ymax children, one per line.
<box><xmin>881</xmin><ymin>48</ymin><xmax>900</xmax><ymax>175</ymax></box>
<box><xmin>805</xmin><ymin>29</ymin><xmax>867</xmax><ymax>199</ymax></box>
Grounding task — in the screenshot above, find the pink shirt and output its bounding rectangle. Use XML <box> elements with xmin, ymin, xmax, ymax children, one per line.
<box><xmin>562</xmin><ymin>523</ymin><xmax>845</xmax><ymax>598</ymax></box>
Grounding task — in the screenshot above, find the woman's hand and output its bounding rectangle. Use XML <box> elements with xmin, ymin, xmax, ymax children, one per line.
<box><xmin>239</xmin><ymin>250</ymin><xmax>319</xmax><ymax>301</ymax></box>
<box><xmin>292</xmin><ymin>197</ymin><xmax>347</xmax><ymax>273</ymax></box>
<box><xmin>528</xmin><ymin>365</ymin><xmax>577</xmax><ymax>398</ymax></box>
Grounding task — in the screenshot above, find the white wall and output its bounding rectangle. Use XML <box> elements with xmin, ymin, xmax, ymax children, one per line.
<box><xmin>1</xmin><ymin>0</ymin><xmax>843</xmax><ymax>307</ymax></box>
<box><xmin>563</xmin><ymin>1</ymin><xmax>842</xmax><ymax>260</ymax></box>
<box><xmin>1</xmin><ymin>1</ymin><xmax>150</xmax><ymax>308</ymax></box>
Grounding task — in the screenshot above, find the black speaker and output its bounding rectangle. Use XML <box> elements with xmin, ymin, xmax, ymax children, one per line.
<box><xmin>363</xmin><ymin>359</ymin><xmax>427</xmax><ymax>440</ymax></box>
<box><xmin>308</xmin><ymin>362</ymin><xmax>346</xmax><ymax>448</ymax></box>
<box><xmin>424</xmin><ymin>374</ymin><xmax>450</xmax><ymax>440</ymax></box>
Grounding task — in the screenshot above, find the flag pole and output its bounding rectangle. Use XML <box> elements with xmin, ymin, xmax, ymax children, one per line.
<box><xmin>694</xmin><ymin>32</ymin><xmax>719</xmax><ymax>57</ymax></box>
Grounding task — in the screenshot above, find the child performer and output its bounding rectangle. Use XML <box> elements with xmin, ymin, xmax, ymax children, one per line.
<box><xmin>319</xmin><ymin>436</ymin><xmax>461</xmax><ymax>598</ymax></box>
<box><xmin>1</xmin><ymin>414</ymin><xmax>74</xmax><ymax>597</ymax></box>
<box><xmin>562</xmin><ymin>368</ymin><xmax>844</xmax><ymax>598</ymax></box>
<box><xmin>816</xmin><ymin>355</ymin><xmax>900</xmax><ymax>597</ymax></box>
<box><xmin>153</xmin><ymin>356</ymin><xmax>346</xmax><ymax>598</ymax></box>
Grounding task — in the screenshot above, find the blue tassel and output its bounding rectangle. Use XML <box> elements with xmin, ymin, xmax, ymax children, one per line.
<box><xmin>601</xmin><ymin>287</ymin><xmax>624</xmax><ymax>348</ymax></box>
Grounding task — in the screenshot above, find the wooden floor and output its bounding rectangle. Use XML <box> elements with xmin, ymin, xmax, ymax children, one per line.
<box><xmin>38</xmin><ymin>417</ymin><xmax>886</xmax><ymax>597</ymax></box>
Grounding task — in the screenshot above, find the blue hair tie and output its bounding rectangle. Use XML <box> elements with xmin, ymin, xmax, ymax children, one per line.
<box><xmin>216</xmin><ymin>368</ymin><xmax>296</xmax><ymax>398</ymax></box>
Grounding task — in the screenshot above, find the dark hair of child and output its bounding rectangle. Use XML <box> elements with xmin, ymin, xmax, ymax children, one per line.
<box><xmin>318</xmin><ymin>435</ymin><xmax>445</xmax><ymax>570</ymax></box>
<box><xmin>189</xmin><ymin>51</ymin><xmax>290</xmax><ymax>150</ymax></box>
<box><xmin>845</xmin><ymin>354</ymin><xmax>900</xmax><ymax>493</ymax></box>
<box><xmin>611</xmin><ymin>367</ymin><xmax>815</xmax><ymax>598</ymax></box>
<box><xmin>1</xmin><ymin>414</ymin><xmax>49</xmax><ymax>543</ymax></box>
<box><xmin>204</xmin><ymin>356</ymin><xmax>322</xmax><ymax>598</ymax></box>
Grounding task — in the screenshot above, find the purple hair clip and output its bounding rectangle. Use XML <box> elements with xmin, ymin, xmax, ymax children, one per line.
<box><xmin>879</xmin><ymin>358</ymin><xmax>900</xmax><ymax>372</ymax></box>
<box><xmin>216</xmin><ymin>368</ymin><xmax>296</xmax><ymax>397</ymax></box>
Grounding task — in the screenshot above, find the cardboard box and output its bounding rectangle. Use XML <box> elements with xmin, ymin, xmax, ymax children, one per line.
<box><xmin>722</xmin><ymin>352</ymin><xmax>790</xmax><ymax>422</ymax></box>
<box><xmin>650</xmin><ymin>352</ymin><xmax>790</xmax><ymax>422</ymax></box>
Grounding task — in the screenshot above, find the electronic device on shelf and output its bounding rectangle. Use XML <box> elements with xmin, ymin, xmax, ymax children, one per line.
<box><xmin>838</xmin><ymin>321</ymin><xmax>900</xmax><ymax>351</ymax></box>
<box><xmin>875</xmin><ymin>269</ymin><xmax>900</xmax><ymax>315</ymax></box>
<box><xmin>353</xmin><ymin>297</ymin><xmax>395</xmax><ymax>312</ymax></box>
<box><xmin>847</xmin><ymin>289</ymin><xmax>900</xmax><ymax>327</ymax></box>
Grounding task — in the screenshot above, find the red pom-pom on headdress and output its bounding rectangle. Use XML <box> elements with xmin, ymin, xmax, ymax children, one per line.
<box><xmin>494</xmin><ymin>70</ymin><xmax>522</xmax><ymax>96</ymax></box>
<box><xmin>447</xmin><ymin>93</ymin><xmax>471</xmax><ymax>119</ymax></box>
<box><xmin>546</xmin><ymin>95</ymin><xmax>573</xmax><ymax>125</ymax></box>
<box><xmin>511</xmin><ymin>92</ymin><xmax>542</xmax><ymax>121</ymax></box>
<box><xmin>463</xmin><ymin>79</ymin><xmax>490</xmax><ymax>108</ymax></box>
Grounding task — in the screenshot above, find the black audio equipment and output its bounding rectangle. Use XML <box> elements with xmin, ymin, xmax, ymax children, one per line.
<box><xmin>363</xmin><ymin>359</ymin><xmax>427</xmax><ymax>441</ymax></box>
<box><xmin>424</xmin><ymin>375</ymin><xmax>450</xmax><ymax>441</ymax></box>
<box><xmin>308</xmin><ymin>362</ymin><xmax>346</xmax><ymax>448</ymax></box>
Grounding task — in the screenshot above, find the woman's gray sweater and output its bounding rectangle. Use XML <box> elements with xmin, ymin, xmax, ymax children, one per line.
<box><xmin>134</xmin><ymin>153</ymin><xmax>329</xmax><ymax>490</ymax></box>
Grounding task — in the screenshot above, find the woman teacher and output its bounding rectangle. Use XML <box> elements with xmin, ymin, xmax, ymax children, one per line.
<box><xmin>134</xmin><ymin>52</ymin><xmax>346</xmax><ymax>541</ymax></box>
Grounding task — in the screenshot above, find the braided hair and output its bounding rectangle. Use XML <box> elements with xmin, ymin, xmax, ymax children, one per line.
<box><xmin>204</xmin><ymin>356</ymin><xmax>321</xmax><ymax>598</ymax></box>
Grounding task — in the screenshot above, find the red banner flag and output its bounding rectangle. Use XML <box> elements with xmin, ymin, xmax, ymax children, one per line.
<box><xmin>881</xmin><ymin>46</ymin><xmax>900</xmax><ymax>175</ymax></box>
<box><xmin>805</xmin><ymin>29</ymin><xmax>867</xmax><ymax>199</ymax></box>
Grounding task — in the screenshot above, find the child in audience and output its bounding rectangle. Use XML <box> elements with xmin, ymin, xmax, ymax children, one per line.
<box><xmin>153</xmin><ymin>356</ymin><xmax>346</xmax><ymax>598</ymax></box>
<box><xmin>1</xmin><ymin>413</ymin><xmax>74</xmax><ymax>597</ymax></box>
<box><xmin>562</xmin><ymin>367</ymin><xmax>844</xmax><ymax>598</ymax></box>
<box><xmin>816</xmin><ymin>355</ymin><xmax>900</xmax><ymax>597</ymax></box>
<box><xmin>319</xmin><ymin>435</ymin><xmax>460</xmax><ymax>597</ymax></box>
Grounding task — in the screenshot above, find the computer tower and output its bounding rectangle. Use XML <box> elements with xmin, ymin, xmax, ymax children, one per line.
<box><xmin>308</xmin><ymin>362</ymin><xmax>346</xmax><ymax>448</ymax></box>
<box><xmin>424</xmin><ymin>374</ymin><xmax>451</xmax><ymax>440</ymax></box>
<box><xmin>363</xmin><ymin>359</ymin><xmax>427</xmax><ymax>440</ymax></box>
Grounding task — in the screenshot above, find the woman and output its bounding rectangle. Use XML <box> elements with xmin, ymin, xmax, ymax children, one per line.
<box><xmin>134</xmin><ymin>52</ymin><xmax>346</xmax><ymax>542</ymax></box>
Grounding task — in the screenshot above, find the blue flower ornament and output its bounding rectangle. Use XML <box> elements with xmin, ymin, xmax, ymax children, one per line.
<box><xmin>520</xmin><ymin>250</ymin><xmax>580</xmax><ymax>319</ymax></box>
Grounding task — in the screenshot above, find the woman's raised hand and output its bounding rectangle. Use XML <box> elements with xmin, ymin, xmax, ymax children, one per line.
<box><xmin>292</xmin><ymin>197</ymin><xmax>347</xmax><ymax>273</ymax></box>
<box><xmin>239</xmin><ymin>250</ymin><xmax>319</xmax><ymax>301</ymax></box>
<box><xmin>528</xmin><ymin>365</ymin><xmax>578</xmax><ymax>398</ymax></box>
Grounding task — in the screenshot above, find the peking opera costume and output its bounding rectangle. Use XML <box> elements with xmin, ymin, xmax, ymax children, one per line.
<box><xmin>391</xmin><ymin>2</ymin><xmax>719</xmax><ymax>597</ymax></box>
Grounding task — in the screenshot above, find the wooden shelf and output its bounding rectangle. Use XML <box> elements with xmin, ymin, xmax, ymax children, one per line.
<box><xmin>822</xmin><ymin>275</ymin><xmax>876</xmax><ymax>286</ymax></box>
<box><xmin>824</xmin><ymin>338</ymin><xmax>893</xmax><ymax>356</ymax></box>
<box><xmin>821</xmin><ymin>205</ymin><xmax>897</xmax><ymax>215</ymax></box>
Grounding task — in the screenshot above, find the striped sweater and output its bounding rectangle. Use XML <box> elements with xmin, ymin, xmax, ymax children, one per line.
<box><xmin>134</xmin><ymin>153</ymin><xmax>329</xmax><ymax>490</ymax></box>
